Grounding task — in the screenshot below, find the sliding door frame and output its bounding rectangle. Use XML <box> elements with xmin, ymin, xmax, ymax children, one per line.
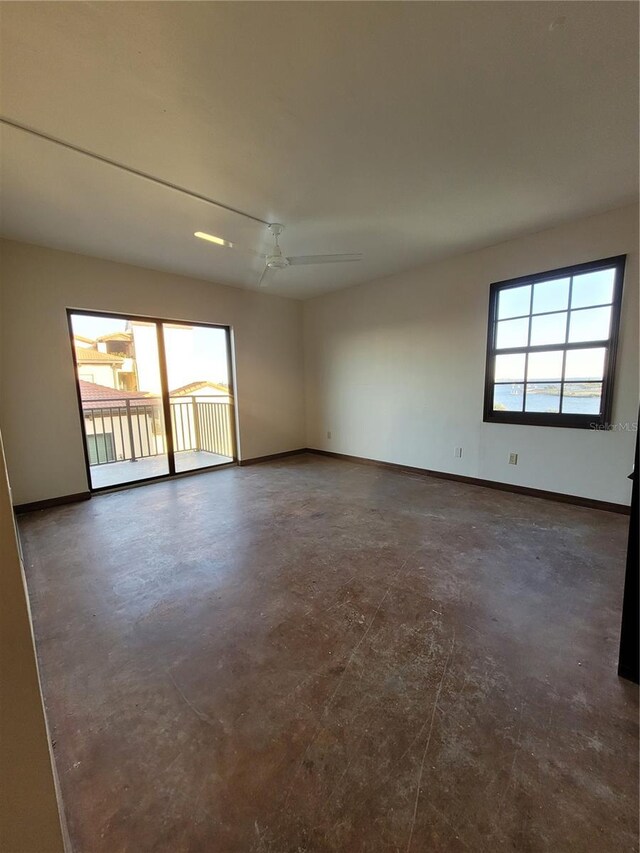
<box><xmin>66</xmin><ymin>308</ymin><xmax>238</xmax><ymax>493</ymax></box>
<box><xmin>155</xmin><ymin>322</ymin><xmax>177</xmax><ymax>477</ymax></box>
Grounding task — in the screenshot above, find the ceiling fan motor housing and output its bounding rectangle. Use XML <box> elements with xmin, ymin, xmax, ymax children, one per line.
<box><xmin>266</xmin><ymin>223</ymin><xmax>289</xmax><ymax>268</ymax></box>
<box><xmin>266</xmin><ymin>254</ymin><xmax>290</xmax><ymax>269</ymax></box>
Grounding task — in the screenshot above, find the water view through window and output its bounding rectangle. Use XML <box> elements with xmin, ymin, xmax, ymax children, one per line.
<box><xmin>484</xmin><ymin>256</ymin><xmax>625</xmax><ymax>427</ymax></box>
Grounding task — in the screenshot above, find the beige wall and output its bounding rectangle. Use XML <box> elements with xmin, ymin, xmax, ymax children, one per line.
<box><xmin>304</xmin><ymin>204</ymin><xmax>639</xmax><ymax>506</ymax></box>
<box><xmin>0</xmin><ymin>430</ymin><xmax>66</xmax><ymax>851</ymax></box>
<box><xmin>0</xmin><ymin>239</ymin><xmax>305</xmax><ymax>505</ymax></box>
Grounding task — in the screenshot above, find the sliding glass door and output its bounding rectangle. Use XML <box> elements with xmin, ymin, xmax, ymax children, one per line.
<box><xmin>68</xmin><ymin>311</ymin><xmax>235</xmax><ymax>490</ymax></box>
<box><xmin>162</xmin><ymin>323</ymin><xmax>235</xmax><ymax>473</ymax></box>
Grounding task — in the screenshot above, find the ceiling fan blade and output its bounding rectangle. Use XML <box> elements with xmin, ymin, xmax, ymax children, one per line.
<box><xmin>257</xmin><ymin>265</ymin><xmax>274</xmax><ymax>287</ymax></box>
<box><xmin>287</xmin><ymin>253</ymin><xmax>362</xmax><ymax>266</ymax></box>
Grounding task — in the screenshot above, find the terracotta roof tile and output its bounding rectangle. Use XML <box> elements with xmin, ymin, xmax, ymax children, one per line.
<box><xmin>79</xmin><ymin>380</ymin><xmax>158</xmax><ymax>409</ymax></box>
<box><xmin>95</xmin><ymin>332</ymin><xmax>132</xmax><ymax>342</ymax></box>
<box><xmin>170</xmin><ymin>380</ymin><xmax>229</xmax><ymax>395</ymax></box>
<box><xmin>75</xmin><ymin>346</ymin><xmax>124</xmax><ymax>363</ymax></box>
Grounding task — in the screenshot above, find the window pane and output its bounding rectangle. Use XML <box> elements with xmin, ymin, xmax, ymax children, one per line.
<box><xmin>497</xmin><ymin>285</ymin><xmax>531</xmax><ymax>320</ymax></box>
<box><xmin>525</xmin><ymin>384</ymin><xmax>561</xmax><ymax>413</ymax></box>
<box><xmin>495</xmin><ymin>353</ymin><xmax>526</xmax><ymax>382</ymax></box>
<box><xmin>565</xmin><ymin>348</ymin><xmax>606</xmax><ymax>381</ymax></box>
<box><xmin>530</xmin><ymin>312</ymin><xmax>567</xmax><ymax>346</ymax></box>
<box><xmin>532</xmin><ymin>278</ymin><xmax>570</xmax><ymax>315</ymax></box>
<box><xmin>527</xmin><ymin>350</ymin><xmax>563</xmax><ymax>382</ymax></box>
<box><xmin>493</xmin><ymin>383</ymin><xmax>524</xmax><ymax>412</ymax></box>
<box><xmin>568</xmin><ymin>306</ymin><xmax>611</xmax><ymax>343</ymax></box>
<box><xmin>571</xmin><ymin>268</ymin><xmax>615</xmax><ymax>309</ymax></box>
<box><xmin>561</xmin><ymin>383</ymin><xmax>602</xmax><ymax>415</ymax></box>
<box><xmin>496</xmin><ymin>317</ymin><xmax>529</xmax><ymax>349</ymax></box>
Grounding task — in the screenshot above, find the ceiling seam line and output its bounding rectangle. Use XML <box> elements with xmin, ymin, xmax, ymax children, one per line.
<box><xmin>0</xmin><ymin>115</ymin><xmax>270</xmax><ymax>227</ymax></box>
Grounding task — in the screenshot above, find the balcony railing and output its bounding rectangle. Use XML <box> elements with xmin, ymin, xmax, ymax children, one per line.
<box><xmin>82</xmin><ymin>395</ymin><xmax>234</xmax><ymax>465</ymax></box>
<box><xmin>170</xmin><ymin>397</ymin><xmax>234</xmax><ymax>457</ymax></box>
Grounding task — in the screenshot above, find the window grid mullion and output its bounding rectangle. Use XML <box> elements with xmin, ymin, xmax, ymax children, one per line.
<box><xmin>499</xmin><ymin>301</ymin><xmax>613</xmax><ymax>324</ymax></box>
<box><xmin>522</xmin><ymin>284</ymin><xmax>534</xmax><ymax>412</ymax></box>
<box><xmin>559</xmin><ymin>275</ymin><xmax>574</xmax><ymax>413</ymax></box>
<box><xmin>493</xmin><ymin>339</ymin><xmax>610</xmax><ymax>356</ymax></box>
<box><xmin>559</xmin><ymin>350</ymin><xmax>567</xmax><ymax>414</ymax></box>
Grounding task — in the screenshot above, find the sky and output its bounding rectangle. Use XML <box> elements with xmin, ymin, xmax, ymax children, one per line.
<box><xmin>70</xmin><ymin>314</ymin><xmax>231</xmax><ymax>386</ymax></box>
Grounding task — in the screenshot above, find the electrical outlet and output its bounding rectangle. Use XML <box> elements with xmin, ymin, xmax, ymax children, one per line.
<box><xmin>509</xmin><ymin>452</ymin><xmax>518</xmax><ymax>465</ymax></box>
<box><xmin>454</xmin><ymin>447</ymin><xmax>463</xmax><ymax>458</ymax></box>
<box><xmin>327</xmin><ymin>430</ymin><xmax>332</xmax><ymax>440</ymax></box>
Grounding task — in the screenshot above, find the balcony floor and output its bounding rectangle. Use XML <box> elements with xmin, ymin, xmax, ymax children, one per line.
<box><xmin>89</xmin><ymin>450</ymin><xmax>233</xmax><ymax>489</ymax></box>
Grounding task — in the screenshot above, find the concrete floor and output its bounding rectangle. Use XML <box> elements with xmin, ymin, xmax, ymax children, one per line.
<box><xmin>89</xmin><ymin>450</ymin><xmax>232</xmax><ymax>488</ymax></box>
<box><xmin>19</xmin><ymin>454</ymin><xmax>638</xmax><ymax>852</ymax></box>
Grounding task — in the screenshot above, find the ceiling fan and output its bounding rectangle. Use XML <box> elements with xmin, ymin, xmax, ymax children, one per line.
<box><xmin>256</xmin><ymin>224</ymin><xmax>362</xmax><ymax>287</ymax></box>
<box><xmin>1</xmin><ymin>120</ymin><xmax>363</xmax><ymax>288</ymax></box>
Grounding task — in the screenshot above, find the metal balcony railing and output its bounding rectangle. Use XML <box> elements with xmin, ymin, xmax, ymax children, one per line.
<box><xmin>81</xmin><ymin>395</ymin><xmax>234</xmax><ymax>465</ymax></box>
<box><xmin>170</xmin><ymin>397</ymin><xmax>234</xmax><ymax>458</ymax></box>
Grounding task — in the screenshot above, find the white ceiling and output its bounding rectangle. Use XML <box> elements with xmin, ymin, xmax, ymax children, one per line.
<box><xmin>1</xmin><ymin>2</ymin><xmax>638</xmax><ymax>299</ymax></box>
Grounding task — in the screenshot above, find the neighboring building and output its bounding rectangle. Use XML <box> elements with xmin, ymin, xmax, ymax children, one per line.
<box><xmin>73</xmin><ymin>335</ymin><xmax>138</xmax><ymax>391</ymax></box>
<box><xmin>75</xmin><ymin>346</ymin><xmax>126</xmax><ymax>388</ymax></box>
<box><xmin>73</xmin><ymin>334</ymin><xmax>96</xmax><ymax>349</ymax></box>
<box><xmin>78</xmin><ymin>380</ymin><xmax>162</xmax><ymax>465</ymax></box>
<box><xmin>170</xmin><ymin>380</ymin><xmax>231</xmax><ymax>402</ymax></box>
<box><xmin>95</xmin><ymin>332</ymin><xmax>134</xmax><ymax>358</ymax></box>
